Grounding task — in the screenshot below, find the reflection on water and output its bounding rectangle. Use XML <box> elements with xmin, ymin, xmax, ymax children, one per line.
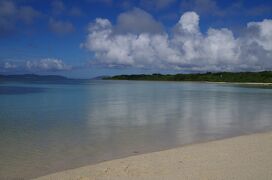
<box><xmin>0</xmin><ymin>81</ymin><xmax>272</xmax><ymax>179</ymax></box>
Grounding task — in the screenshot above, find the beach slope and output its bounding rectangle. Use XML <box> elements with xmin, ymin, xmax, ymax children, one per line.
<box><xmin>35</xmin><ymin>132</ymin><xmax>272</xmax><ymax>180</ymax></box>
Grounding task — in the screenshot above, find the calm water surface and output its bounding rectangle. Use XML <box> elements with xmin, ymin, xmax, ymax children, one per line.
<box><xmin>1</xmin><ymin>80</ymin><xmax>272</xmax><ymax>179</ymax></box>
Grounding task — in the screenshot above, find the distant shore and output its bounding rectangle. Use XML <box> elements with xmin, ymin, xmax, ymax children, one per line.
<box><xmin>35</xmin><ymin>131</ymin><xmax>272</xmax><ymax>180</ymax></box>
<box><xmin>105</xmin><ymin>71</ymin><xmax>272</xmax><ymax>84</ymax></box>
<box><xmin>106</xmin><ymin>79</ymin><xmax>272</xmax><ymax>86</ymax></box>
<box><xmin>107</xmin><ymin>80</ymin><xmax>272</xmax><ymax>86</ymax></box>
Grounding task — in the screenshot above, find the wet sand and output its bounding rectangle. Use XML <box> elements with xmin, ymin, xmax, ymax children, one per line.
<box><xmin>35</xmin><ymin>131</ymin><xmax>272</xmax><ymax>180</ymax></box>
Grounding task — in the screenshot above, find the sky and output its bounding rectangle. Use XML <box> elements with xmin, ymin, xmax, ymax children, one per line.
<box><xmin>0</xmin><ymin>0</ymin><xmax>272</xmax><ymax>78</ymax></box>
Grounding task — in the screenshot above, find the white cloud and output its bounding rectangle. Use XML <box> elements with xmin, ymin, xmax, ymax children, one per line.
<box><xmin>177</xmin><ymin>11</ymin><xmax>199</xmax><ymax>34</ymax></box>
<box><xmin>82</xmin><ymin>9</ymin><xmax>272</xmax><ymax>72</ymax></box>
<box><xmin>26</xmin><ymin>58</ymin><xmax>71</xmax><ymax>71</ymax></box>
<box><xmin>203</xmin><ymin>28</ymin><xmax>239</xmax><ymax>64</ymax></box>
<box><xmin>247</xmin><ymin>19</ymin><xmax>272</xmax><ymax>51</ymax></box>
<box><xmin>4</xmin><ymin>62</ymin><xmax>17</xmax><ymax>69</ymax></box>
<box><xmin>0</xmin><ymin>58</ymin><xmax>71</xmax><ymax>72</ymax></box>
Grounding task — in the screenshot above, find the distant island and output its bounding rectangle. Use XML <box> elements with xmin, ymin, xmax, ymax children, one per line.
<box><xmin>0</xmin><ymin>74</ymin><xmax>71</xmax><ymax>82</ymax></box>
<box><xmin>2</xmin><ymin>72</ymin><xmax>272</xmax><ymax>83</ymax></box>
<box><xmin>104</xmin><ymin>71</ymin><xmax>272</xmax><ymax>83</ymax></box>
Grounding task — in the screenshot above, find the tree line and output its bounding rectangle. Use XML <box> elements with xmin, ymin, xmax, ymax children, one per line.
<box><xmin>104</xmin><ymin>71</ymin><xmax>272</xmax><ymax>83</ymax></box>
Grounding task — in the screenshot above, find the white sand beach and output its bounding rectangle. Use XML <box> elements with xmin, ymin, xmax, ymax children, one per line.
<box><xmin>35</xmin><ymin>131</ymin><xmax>272</xmax><ymax>180</ymax></box>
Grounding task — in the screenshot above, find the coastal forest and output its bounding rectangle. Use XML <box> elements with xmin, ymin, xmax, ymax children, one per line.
<box><xmin>105</xmin><ymin>71</ymin><xmax>272</xmax><ymax>83</ymax></box>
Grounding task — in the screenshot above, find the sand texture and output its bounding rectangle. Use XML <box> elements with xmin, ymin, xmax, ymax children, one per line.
<box><xmin>35</xmin><ymin>132</ymin><xmax>272</xmax><ymax>180</ymax></box>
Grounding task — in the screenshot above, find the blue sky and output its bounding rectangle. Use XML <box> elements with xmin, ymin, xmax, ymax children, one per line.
<box><xmin>0</xmin><ymin>0</ymin><xmax>272</xmax><ymax>78</ymax></box>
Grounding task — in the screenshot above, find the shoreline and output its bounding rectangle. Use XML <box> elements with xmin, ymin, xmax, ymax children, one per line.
<box><xmin>35</xmin><ymin>131</ymin><xmax>272</xmax><ymax>180</ymax></box>
<box><xmin>208</xmin><ymin>81</ymin><xmax>272</xmax><ymax>86</ymax></box>
<box><xmin>106</xmin><ymin>79</ymin><xmax>272</xmax><ymax>86</ymax></box>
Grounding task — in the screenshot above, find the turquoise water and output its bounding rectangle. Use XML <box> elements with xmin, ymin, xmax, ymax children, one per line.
<box><xmin>1</xmin><ymin>80</ymin><xmax>272</xmax><ymax>179</ymax></box>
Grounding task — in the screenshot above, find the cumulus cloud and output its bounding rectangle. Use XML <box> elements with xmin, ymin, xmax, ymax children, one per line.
<box><xmin>176</xmin><ymin>11</ymin><xmax>199</xmax><ymax>34</ymax></box>
<box><xmin>82</xmin><ymin>9</ymin><xmax>272</xmax><ymax>72</ymax></box>
<box><xmin>247</xmin><ymin>20</ymin><xmax>272</xmax><ymax>51</ymax></box>
<box><xmin>0</xmin><ymin>58</ymin><xmax>71</xmax><ymax>72</ymax></box>
<box><xmin>49</xmin><ymin>18</ymin><xmax>75</xmax><ymax>34</ymax></box>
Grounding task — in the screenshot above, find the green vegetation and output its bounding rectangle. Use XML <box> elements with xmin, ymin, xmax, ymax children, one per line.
<box><xmin>104</xmin><ymin>71</ymin><xmax>272</xmax><ymax>83</ymax></box>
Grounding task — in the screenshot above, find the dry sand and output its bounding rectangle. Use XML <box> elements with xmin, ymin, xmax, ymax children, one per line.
<box><xmin>209</xmin><ymin>82</ymin><xmax>272</xmax><ymax>86</ymax></box>
<box><xmin>35</xmin><ymin>132</ymin><xmax>272</xmax><ymax>180</ymax></box>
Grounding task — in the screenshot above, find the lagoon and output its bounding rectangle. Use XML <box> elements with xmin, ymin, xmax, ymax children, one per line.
<box><xmin>1</xmin><ymin>80</ymin><xmax>272</xmax><ymax>179</ymax></box>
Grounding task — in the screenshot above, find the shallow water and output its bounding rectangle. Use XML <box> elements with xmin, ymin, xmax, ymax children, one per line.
<box><xmin>1</xmin><ymin>80</ymin><xmax>272</xmax><ymax>179</ymax></box>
